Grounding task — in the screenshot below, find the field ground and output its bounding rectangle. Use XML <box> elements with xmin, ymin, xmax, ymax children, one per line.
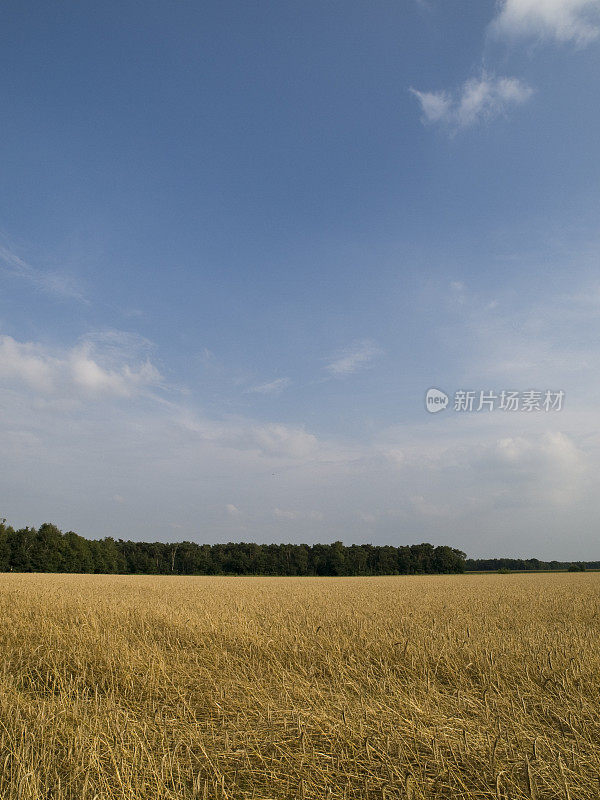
<box><xmin>0</xmin><ymin>573</ymin><xmax>598</xmax><ymax>800</ymax></box>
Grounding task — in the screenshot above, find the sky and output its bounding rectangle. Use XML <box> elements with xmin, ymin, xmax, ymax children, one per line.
<box><xmin>1</xmin><ymin>0</ymin><xmax>599</xmax><ymax>558</ymax></box>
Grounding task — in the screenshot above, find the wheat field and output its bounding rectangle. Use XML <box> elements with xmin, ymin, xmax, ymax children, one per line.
<box><xmin>0</xmin><ymin>573</ymin><xmax>598</xmax><ymax>800</ymax></box>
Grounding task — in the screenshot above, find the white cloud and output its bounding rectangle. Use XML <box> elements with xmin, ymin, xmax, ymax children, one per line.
<box><xmin>411</xmin><ymin>89</ymin><xmax>452</xmax><ymax>123</ymax></box>
<box><xmin>492</xmin><ymin>0</ymin><xmax>600</xmax><ymax>45</ymax></box>
<box><xmin>0</xmin><ymin>334</ymin><xmax>162</xmax><ymax>400</ymax></box>
<box><xmin>326</xmin><ymin>340</ymin><xmax>382</xmax><ymax>376</ymax></box>
<box><xmin>473</xmin><ymin>430</ymin><xmax>588</xmax><ymax>506</ymax></box>
<box><xmin>246</xmin><ymin>377</ymin><xmax>291</xmax><ymax>395</ymax></box>
<box><xmin>250</xmin><ymin>423</ymin><xmax>318</xmax><ymax>459</ymax></box>
<box><xmin>411</xmin><ymin>75</ymin><xmax>533</xmax><ymax>129</ymax></box>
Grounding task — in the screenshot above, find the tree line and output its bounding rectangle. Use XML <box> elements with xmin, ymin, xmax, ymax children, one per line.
<box><xmin>0</xmin><ymin>519</ymin><xmax>467</xmax><ymax>575</ymax></box>
<box><xmin>466</xmin><ymin>557</ymin><xmax>596</xmax><ymax>572</ymax></box>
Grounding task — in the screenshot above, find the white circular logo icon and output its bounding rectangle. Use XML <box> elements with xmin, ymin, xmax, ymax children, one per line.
<box><xmin>425</xmin><ymin>388</ymin><xmax>449</xmax><ymax>413</ymax></box>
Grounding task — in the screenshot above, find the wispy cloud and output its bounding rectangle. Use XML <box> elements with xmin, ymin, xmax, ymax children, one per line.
<box><xmin>326</xmin><ymin>340</ymin><xmax>382</xmax><ymax>376</ymax></box>
<box><xmin>246</xmin><ymin>377</ymin><xmax>291</xmax><ymax>395</ymax></box>
<box><xmin>411</xmin><ymin>75</ymin><xmax>533</xmax><ymax>130</ymax></box>
<box><xmin>491</xmin><ymin>0</ymin><xmax>600</xmax><ymax>46</ymax></box>
<box><xmin>272</xmin><ymin>508</ymin><xmax>323</xmax><ymax>521</ymax></box>
<box><xmin>174</xmin><ymin>409</ymin><xmax>320</xmax><ymax>460</ymax></box>
<box><xmin>0</xmin><ymin>243</ymin><xmax>87</xmax><ymax>302</ymax></box>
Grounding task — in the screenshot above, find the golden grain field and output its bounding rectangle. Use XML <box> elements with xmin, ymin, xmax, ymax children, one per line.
<box><xmin>0</xmin><ymin>573</ymin><xmax>598</xmax><ymax>800</ymax></box>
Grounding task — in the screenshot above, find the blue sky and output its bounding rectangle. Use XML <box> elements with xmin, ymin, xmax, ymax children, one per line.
<box><xmin>1</xmin><ymin>1</ymin><xmax>600</xmax><ymax>557</ymax></box>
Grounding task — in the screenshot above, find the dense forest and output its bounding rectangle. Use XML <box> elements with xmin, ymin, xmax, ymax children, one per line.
<box><xmin>0</xmin><ymin>520</ymin><xmax>593</xmax><ymax>576</ymax></box>
<box><xmin>0</xmin><ymin>519</ymin><xmax>467</xmax><ymax>575</ymax></box>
